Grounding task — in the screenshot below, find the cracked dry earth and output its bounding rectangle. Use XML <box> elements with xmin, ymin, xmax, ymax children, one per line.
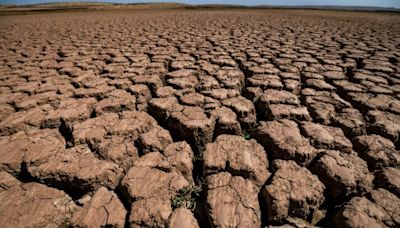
<box><xmin>0</xmin><ymin>9</ymin><xmax>400</xmax><ymax>228</ymax></box>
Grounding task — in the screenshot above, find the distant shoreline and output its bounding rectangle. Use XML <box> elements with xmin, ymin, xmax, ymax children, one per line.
<box><xmin>1</xmin><ymin>2</ymin><xmax>399</xmax><ymax>16</ymax></box>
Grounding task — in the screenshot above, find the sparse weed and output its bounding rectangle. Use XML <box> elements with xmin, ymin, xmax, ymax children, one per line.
<box><xmin>243</xmin><ymin>130</ymin><xmax>252</xmax><ymax>140</ymax></box>
<box><xmin>242</xmin><ymin>123</ymin><xmax>258</xmax><ymax>140</ymax></box>
<box><xmin>171</xmin><ymin>177</ymin><xmax>206</xmax><ymax>210</ymax></box>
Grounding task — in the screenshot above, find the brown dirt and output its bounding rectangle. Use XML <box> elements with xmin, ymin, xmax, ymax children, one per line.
<box><xmin>0</xmin><ymin>8</ymin><xmax>399</xmax><ymax>227</ymax></box>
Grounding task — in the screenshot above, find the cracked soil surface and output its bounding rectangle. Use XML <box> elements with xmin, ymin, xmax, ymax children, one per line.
<box><xmin>0</xmin><ymin>8</ymin><xmax>400</xmax><ymax>228</ymax></box>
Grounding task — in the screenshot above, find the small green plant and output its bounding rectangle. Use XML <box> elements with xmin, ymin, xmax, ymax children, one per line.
<box><xmin>242</xmin><ymin>123</ymin><xmax>258</xmax><ymax>140</ymax></box>
<box><xmin>243</xmin><ymin>129</ymin><xmax>251</xmax><ymax>140</ymax></box>
<box><xmin>171</xmin><ymin>177</ymin><xmax>206</xmax><ymax>210</ymax></box>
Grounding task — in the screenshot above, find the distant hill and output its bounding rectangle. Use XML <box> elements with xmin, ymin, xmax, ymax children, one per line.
<box><xmin>0</xmin><ymin>2</ymin><xmax>188</xmax><ymax>14</ymax></box>
<box><xmin>0</xmin><ymin>1</ymin><xmax>186</xmax><ymax>7</ymax></box>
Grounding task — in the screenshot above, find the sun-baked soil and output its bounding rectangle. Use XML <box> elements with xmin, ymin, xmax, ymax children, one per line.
<box><xmin>0</xmin><ymin>9</ymin><xmax>400</xmax><ymax>227</ymax></box>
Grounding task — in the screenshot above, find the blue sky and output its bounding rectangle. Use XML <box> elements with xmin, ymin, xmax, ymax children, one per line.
<box><xmin>1</xmin><ymin>0</ymin><xmax>399</xmax><ymax>8</ymax></box>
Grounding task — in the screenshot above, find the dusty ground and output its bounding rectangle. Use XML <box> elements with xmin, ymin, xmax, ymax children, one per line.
<box><xmin>0</xmin><ymin>9</ymin><xmax>399</xmax><ymax>228</ymax></box>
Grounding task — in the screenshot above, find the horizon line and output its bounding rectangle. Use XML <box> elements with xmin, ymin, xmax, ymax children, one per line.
<box><xmin>1</xmin><ymin>1</ymin><xmax>400</xmax><ymax>9</ymax></box>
